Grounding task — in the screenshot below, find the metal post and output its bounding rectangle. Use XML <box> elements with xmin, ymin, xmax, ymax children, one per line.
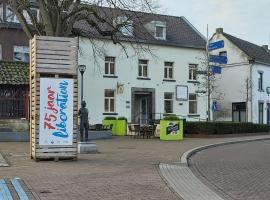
<box><xmin>81</xmin><ymin>73</ymin><xmax>83</xmax><ymax>101</ymax></box>
<box><xmin>206</xmin><ymin>24</ymin><xmax>211</xmax><ymax>121</ymax></box>
<box><xmin>78</xmin><ymin>65</ymin><xmax>86</xmax><ymax>103</ymax></box>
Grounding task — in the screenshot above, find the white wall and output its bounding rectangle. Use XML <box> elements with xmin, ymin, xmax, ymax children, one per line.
<box><xmin>78</xmin><ymin>37</ymin><xmax>208</xmax><ymax>124</ymax></box>
<box><xmin>251</xmin><ymin>63</ymin><xmax>270</xmax><ymax>124</ymax></box>
<box><xmin>210</xmin><ymin>34</ymin><xmax>251</xmax><ymax>121</ymax></box>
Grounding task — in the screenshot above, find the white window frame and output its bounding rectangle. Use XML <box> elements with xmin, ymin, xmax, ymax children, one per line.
<box><xmin>104</xmin><ymin>89</ymin><xmax>115</xmax><ymax>113</ymax></box>
<box><xmin>13</xmin><ymin>46</ymin><xmax>29</xmax><ymax>62</ymax></box>
<box><xmin>0</xmin><ymin>44</ymin><xmax>2</xmax><ymax>60</ymax></box>
<box><xmin>164</xmin><ymin>62</ymin><xmax>174</xmax><ymax>79</ymax></box>
<box><xmin>189</xmin><ymin>64</ymin><xmax>198</xmax><ymax>81</ymax></box>
<box><xmin>189</xmin><ymin>94</ymin><xmax>197</xmax><ymax>114</ymax></box>
<box><xmin>138</xmin><ymin>60</ymin><xmax>148</xmax><ymax>78</ymax></box>
<box><xmin>164</xmin><ymin>92</ymin><xmax>174</xmax><ymax>114</ymax></box>
<box><xmin>154</xmin><ymin>21</ymin><xmax>166</xmax><ymax>40</ymax></box>
<box><xmin>105</xmin><ymin>57</ymin><xmax>116</xmax><ymax>76</ymax></box>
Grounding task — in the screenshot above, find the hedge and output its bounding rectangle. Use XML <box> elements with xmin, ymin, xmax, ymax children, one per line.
<box><xmin>185</xmin><ymin>122</ymin><xmax>270</xmax><ymax>135</ymax></box>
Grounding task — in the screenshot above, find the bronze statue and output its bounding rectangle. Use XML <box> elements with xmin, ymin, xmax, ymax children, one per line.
<box><xmin>79</xmin><ymin>100</ymin><xmax>89</xmax><ymax>142</ymax></box>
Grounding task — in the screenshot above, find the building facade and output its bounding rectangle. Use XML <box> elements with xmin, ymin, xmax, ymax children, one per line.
<box><xmin>211</xmin><ymin>28</ymin><xmax>270</xmax><ymax>124</ymax></box>
<box><xmin>0</xmin><ymin>0</ymin><xmax>30</xmax><ymax>119</ymax></box>
<box><xmin>77</xmin><ymin>13</ymin><xmax>208</xmax><ymax>124</ymax></box>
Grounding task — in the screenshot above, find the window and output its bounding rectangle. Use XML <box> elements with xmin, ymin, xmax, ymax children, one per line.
<box><xmin>164</xmin><ymin>62</ymin><xmax>174</xmax><ymax>79</ymax></box>
<box><xmin>156</xmin><ymin>26</ymin><xmax>164</xmax><ymax>38</ymax></box>
<box><xmin>114</xmin><ymin>16</ymin><xmax>133</xmax><ymax>36</ymax></box>
<box><xmin>138</xmin><ymin>60</ymin><xmax>148</xmax><ymax>78</ymax></box>
<box><xmin>13</xmin><ymin>46</ymin><xmax>29</xmax><ymax>62</ymax></box>
<box><xmin>219</xmin><ymin>51</ymin><xmax>227</xmax><ymax>57</ymax></box>
<box><xmin>104</xmin><ymin>90</ymin><xmax>115</xmax><ymax>113</ymax></box>
<box><xmin>6</xmin><ymin>5</ymin><xmax>19</xmax><ymax>23</ymax></box>
<box><xmin>189</xmin><ymin>94</ymin><xmax>197</xmax><ymax>114</ymax></box>
<box><xmin>189</xmin><ymin>64</ymin><xmax>197</xmax><ymax>80</ymax></box>
<box><xmin>258</xmin><ymin>72</ymin><xmax>263</xmax><ymax>91</ymax></box>
<box><xmin>232</xmin><ymin>102</ymin><xmax>246</xmax><ymax>122</ymax></box>
<box><xmin>154</xmin><ymin>21</ymin><xmax>166</xmax><ymax>40</ymax></box>
<box><xmin>105</xmin><ymin>57</ymin><xmax>115</xmax><ymax>75</ymax></box>
<box><xmin>0</xmin><ymin>4</ymin><xmax>3</xmax><ymax>22</ymax></box>
<box><xmin>259</xmin><ymin>102</ymin><xmax>264</xmax><ymax>124</ymax></box>
<box><xmin>164</xmin><ymin>93</ymin><xmax>173</xmax><ymax>114</ymax></box>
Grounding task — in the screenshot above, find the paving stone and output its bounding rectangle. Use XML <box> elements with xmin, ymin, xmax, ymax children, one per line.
<box><xmin>190</xmin><ymin>140</ymin><xmax>270</xmax><ymax>200</ymax></box>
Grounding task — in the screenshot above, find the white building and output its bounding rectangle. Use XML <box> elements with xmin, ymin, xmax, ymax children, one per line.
<box><xmin>76</xmin><ymin>11</ymin><xmax>208</xmax><ymax>124</ymax></box>
<box><xmin>211</xmin><ymin>28</ymin><xmax>270</xmax><ymax>124</ymax></box>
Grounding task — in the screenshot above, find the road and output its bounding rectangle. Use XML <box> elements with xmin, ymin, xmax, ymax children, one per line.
<box><xmin>190</xmin><ymin>140</ymin><xmax>270</xmax><ymax>200</ymax></box>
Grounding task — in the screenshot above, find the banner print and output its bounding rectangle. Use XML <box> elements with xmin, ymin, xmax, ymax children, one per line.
<box><xmin>39</xmin><ymin>78</ymin><xmax>74</xmax><ymax>145</ymax></box>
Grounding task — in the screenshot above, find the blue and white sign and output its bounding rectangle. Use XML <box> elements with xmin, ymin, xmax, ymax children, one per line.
<box><xmin>211</xmin><ymin>66</ymin><xmax>222</xmax><ymax>74</ymax></box>
<box><xmin>39</xmin><ymin>78</ymin><xmax>74</xmax><ymax>146</ymax></box>
<box><xmin>208</xmin><ymin>40</ymin><xmax>224</xmax><ymax>51</ymax></box>
<box><xmin>212</xmin><ymin>101</ymin><xmax>218</xmax><ymax>112</ymax></box>
<box><xmin>209</xmin><ymin>55</ymin><xmax>228</xmax><ymax>64</ymax></box>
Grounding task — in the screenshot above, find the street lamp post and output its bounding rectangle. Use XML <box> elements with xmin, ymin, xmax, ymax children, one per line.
<box><xmin>78</xmin><ymin>65</ymin><xmax>86</xmax><ymax>102</ymax></box>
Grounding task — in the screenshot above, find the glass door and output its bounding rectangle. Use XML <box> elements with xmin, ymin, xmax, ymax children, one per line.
<box><xmin>140</xmin><ymin>97</ymin><xmax>148</xmax><ymax>124</ymax></box>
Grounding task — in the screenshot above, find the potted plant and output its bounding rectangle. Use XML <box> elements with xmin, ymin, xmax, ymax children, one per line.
<box><xmin>102</xmin><ymin>117</ymin><xmax>117</xmax><ymax>135</ymax></box>
<box><xmin>115</xmin><ymin>117</ymin><xmax>127</xmax><ymax>136</ymax></box>
<box><xmin>160</xmin><ymin>115</ymin><xmax>183</xmax><ymax>141</ymax></box>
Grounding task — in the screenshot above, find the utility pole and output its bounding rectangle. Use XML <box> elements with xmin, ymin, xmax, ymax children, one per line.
<box><xmin>206</xmin><ymin>24</ymin><xmax>211</xmax><ymax>121</ymax></box>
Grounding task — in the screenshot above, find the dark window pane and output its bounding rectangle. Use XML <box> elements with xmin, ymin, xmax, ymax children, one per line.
<box><xmin>143</xmin><ymin>66</ymin><xmax>147</xmax><ymax>77</ymax></box>
<box><xmin>138</xmin><ymin>66</ymin><xmax>142</xmax><ymax>76</ymax></box>
<box><xmin>156</xmin><ymin>26</ymin><xmax>164</xmax><ymax>38</ymax></box>
<box><xmin>105</xmin><ymin>90</ymin><xmax>114</xmax><ymax>97</ymax></box>
<box><xmin>169</xmin><ymin>68</ymin><xmax>173</xmax><ymax>78</ymax></box>
<box><xmin>105</xmin><ymin>99</ymin><xmax>109</xmax><ymax>112</ymax></box>
<box><xmin>110</xmin><ymin>63</ymin><xmax>115</xmax><ymax>74</ymax></box>
<box><xmin>164</xmin><ymin>93</ymin><xmax>173</xmax><ymax>99</ymax></box>
<box><xmin>105</xmin><ymin>63</ymin><xmax>109</xmax><ymax>74</ymax></box>
<box><xmin>110</xmin><ymin>99</ymin><xmax>115</xmax><ymax>112</ymax></box>
<box><xmin>139</xmin><ymin>60</ymin><xmax>147</xmax><ymax>65</ymax></box>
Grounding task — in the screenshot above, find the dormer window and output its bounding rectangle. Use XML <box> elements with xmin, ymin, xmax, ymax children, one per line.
<box><xmin>154</xmin><ymin>21</ymin><xmax>166</xmax><ymax>40</ymax></box>
<box><xmin>114</xmin><ymin>16</ymin><xmax>133</xmax><ymax>37</ymax></box>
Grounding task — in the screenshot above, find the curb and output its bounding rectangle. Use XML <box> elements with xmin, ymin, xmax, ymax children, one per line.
<box><xmin>181</xmin><ymin>135</ymin><xmax>270</xmax><ymax>165</ymax></box>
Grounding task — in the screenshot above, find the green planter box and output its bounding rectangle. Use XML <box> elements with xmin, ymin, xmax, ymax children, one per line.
<box><xmin>115</xmin><ymin>120</ymin><xmax>127</xmax><ymax>136</ymax></box>
<box><xmin>160</xmin><ymin>120</ymin><xmax>183</xmax><ymax>141</ymax></box>
<box><xmin>102</xmin><ymin>119</ymin><xmax>127</xmax><ymax>136</ymax></box>
<box><xmin>102</xmin><ymin>120</ymin><xmax>117</xmax><ymax>135</ymax></box>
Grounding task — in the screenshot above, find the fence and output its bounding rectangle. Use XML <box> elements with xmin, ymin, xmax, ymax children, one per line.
<box><xmin>0</xmin><ymin>85</ymin><xmax>29</xmax><ymax>119</ymax></box>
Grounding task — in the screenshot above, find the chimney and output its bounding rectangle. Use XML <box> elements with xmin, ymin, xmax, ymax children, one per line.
<box><xmin>216</xmin><ymin>28</ymin><xmax>223</xmax><ymax>34</ymax></box>
<box><xmin>262</xmin><ymin>45</ymin><xmax>269</xmax><ymax>52</ymax></box>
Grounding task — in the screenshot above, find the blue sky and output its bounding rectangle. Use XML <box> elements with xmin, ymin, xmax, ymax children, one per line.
<box><xmin>158</xmin><ymin>0</ymin><xmax>270</xmax><ymax>46</ymax></box>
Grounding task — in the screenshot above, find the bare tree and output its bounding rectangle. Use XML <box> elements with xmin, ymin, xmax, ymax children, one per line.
<box><xmin>195</xmin><ymin>52</ymin><xmax>224</xmax><ymax>121</ymax></box>
<box><xmin>241</xmin><ymin>77</ymin><xmax>253</xmax><ymax>122</ymax></box>
<box><xmin>8</xmin><ymin>0</ymin><xmax>159</xmax><ymax>39</ymax></box>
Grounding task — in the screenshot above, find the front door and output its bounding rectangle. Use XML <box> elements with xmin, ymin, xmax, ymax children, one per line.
<box><xmin>267</xmin><ymin>103</ymin><xmax>270</xmax><ymax>125</ymax></box>
<box><xmin>140</xmin><ymin>97</ymin><xmax>148</xmax><ymax>124</ymax></box>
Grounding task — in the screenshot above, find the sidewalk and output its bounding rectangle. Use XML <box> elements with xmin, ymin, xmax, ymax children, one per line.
<box><xmin>0</xmin><ymin>135</ymin><xmax>269</xmax><ymax>200</ymax></box>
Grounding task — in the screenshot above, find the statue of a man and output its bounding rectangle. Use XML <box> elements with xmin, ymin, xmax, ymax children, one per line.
<box><xmin>78</xmin><ymin>100</ymin><xmax>89</xmax><ymax>142</ymax></box>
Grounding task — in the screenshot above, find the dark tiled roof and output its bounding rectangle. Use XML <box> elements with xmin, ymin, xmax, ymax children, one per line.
<box><xmin>74</xmin><ymin>8</ymin><xmax>206</xmax><ymax>49</ymax></box>
<box><xmin>0</xmin><ymin>61</ymin><xmax>29</xmax><ymax>85</ymax></box>
<box><xmin>223</xmin><ymin>33</ymin><xmax>270</xmax><ymax>65</ymax></box>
